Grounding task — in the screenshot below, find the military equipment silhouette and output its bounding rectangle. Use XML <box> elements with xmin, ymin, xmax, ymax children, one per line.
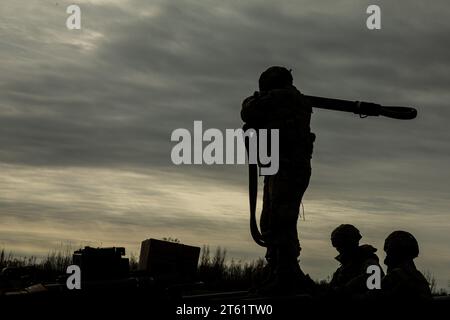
<box><xmin>304</xmin><ymin>95</ymin><xmax>417</xmax><ymax>120</ymax></box>
<box><xmin>248</xmin><ymin>95</ymin><xmax>418</xmax><ymax>247</ymax></box>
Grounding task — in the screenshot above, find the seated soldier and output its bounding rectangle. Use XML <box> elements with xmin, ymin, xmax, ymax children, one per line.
<box><xmin>381</xmin><ymin>230</ymin><xmax>431</xmax><ymax>301</ymax></box>
<box><xmin>330</xmin><ymin>224</ymin><xmax>384</xmax><ymax>297</ymax></box>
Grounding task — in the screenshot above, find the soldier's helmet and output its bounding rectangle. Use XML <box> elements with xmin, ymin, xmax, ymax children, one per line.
<box><xmin>258</xmin><ymin>66</ymin><xmax>293</xmax><ymax>92</ymax></box>
<box><xmin>384</xmin><ymin>230</ymin><xmax>419</xmax><ymax>261</ymax></box>
<box><xmin>331</xmin><ymin>224</ymin><xmax>362</xmax><ymax>249</ymax></box>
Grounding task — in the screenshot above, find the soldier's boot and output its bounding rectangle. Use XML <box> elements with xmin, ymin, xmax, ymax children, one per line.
<box><xmin>277</xmin><ymin>254</ymin><xmax>307</xmax><ymax>291</ymax></box>
<box><xmin>257</xmin><ymin>264</ymin><xmax>301</xmax><ymax>295</ymax></box>
<box><xmin>261</xmin><ymin>247</ymin><xmax>277</xmax><ymax>285</ymax></box>
<box><xmin>284</xmin><ymin>261</ymin><xmax>317</xmax><ymax>294</ymax></box>
<box><xmin>249</xmin><ymin>247</ymin><xmax>276</xmax><ymax>294</ymax></box>
<box><xmin>258</xmin><ymin>248</ymin><xmax>313</xmax><ymax>296</ymax></box>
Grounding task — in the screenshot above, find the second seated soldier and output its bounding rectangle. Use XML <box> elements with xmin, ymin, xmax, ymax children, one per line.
<box><xmin>241</xmin><ymin>66</ymin><xmax>316</xmax><ymax>293</ymax></box>
<box><xmin>381</xmin><ymin>230</ymin><xmax>432</xmax><ymax>301</ymax></box>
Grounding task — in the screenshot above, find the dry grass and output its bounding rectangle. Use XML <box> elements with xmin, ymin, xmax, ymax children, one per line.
<box><xmin>197</xmin><ymin>245</ymin><xmax>266</xmax><ymax>290</ymax></box>
<box><xmin>0</xmin><ymin>245</ymin><xmax>266</xmax><ymax>290</ymax></box>
<box><xmin>1</xmin><ymin>246</ymin><xmax>446</xmax><ymax>296</ymax></box>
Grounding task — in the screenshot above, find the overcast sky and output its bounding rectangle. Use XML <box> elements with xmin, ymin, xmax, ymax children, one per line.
<box><xmin>0</xmin><ymin>0</ymin><xmax>449</xmax><ymax>289</ymax></box>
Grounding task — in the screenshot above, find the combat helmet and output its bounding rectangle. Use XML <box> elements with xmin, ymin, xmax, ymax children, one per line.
<box><xmin>384</xmin><ymin>230</ymin><xmax>419</xmax><ymax>261</ymax></box>
<box><xmin>258</xmin><ymin>66</ymin><xmax>293</xmax><ymax>92</ymax></box>
<box><xmin>331</xmin><ymin>224</ymin><xmax>362</xmax><ymax>249</ymax></box>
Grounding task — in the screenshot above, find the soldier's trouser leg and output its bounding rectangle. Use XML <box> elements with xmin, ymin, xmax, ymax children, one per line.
<box><xmin>260</xmin><ymin>176</ymin><xmax>276</xmax><ymax>271</ymax></box>
<box><xmin>260</xmin><ymin>166</ymin><xmax>311</xmax><ymax>280</ymax></box>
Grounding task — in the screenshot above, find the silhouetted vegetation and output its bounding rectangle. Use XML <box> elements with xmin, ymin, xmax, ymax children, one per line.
<box><xmin>197</xmin><ymin>245</ymin><xmax>266</xmax><ymax>290</ymax></box>
<box><xmin>0</xmin><ymin>246</ymin><xmax>447</xmax><ymax>296</ymax></box>
<box><xmin>0</xmin><ymin>249</ymin><xmax>37</xmax><ymax>269</ymax></box>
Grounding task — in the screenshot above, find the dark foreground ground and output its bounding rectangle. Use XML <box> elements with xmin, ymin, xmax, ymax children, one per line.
<box><xmin>2</xmin><ymin>246</ymin><xmax>449</xmax><ymax>317</ymax></box>
<box><xmin>2</xmin><ymin>280</ymin><xmax>449</xmax><ymax>319</ymax></box>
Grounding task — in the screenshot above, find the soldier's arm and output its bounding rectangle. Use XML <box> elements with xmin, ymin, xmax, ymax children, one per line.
<box><xmin>329</xmin><ymin>268</ymin><xmax>342</xmax><ymax>289</ymax></box>
<box><xmin>241</xmin><ymin>92</ymin><xmax>272</xmax><ymax>125</ymax></box>
<box><xmin>240</xmin><ymin>93</ymin><xmax>257</xmax><ymax>123</ymax></box>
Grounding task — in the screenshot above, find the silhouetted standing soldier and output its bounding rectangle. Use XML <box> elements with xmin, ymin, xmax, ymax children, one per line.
<box><xmin>381</xmin><ymin>231</ymin><xmax>431</xmax><ymax>300</ymax></box>
<box><xmin>329</xmin><ymin>224</ymin><xmax>383</xmax><ymax>296</ymax></box>
<box><xmin>241</xmin><ymin>66</ymin><xmax>315</xmax><ymax>293</ymax></box>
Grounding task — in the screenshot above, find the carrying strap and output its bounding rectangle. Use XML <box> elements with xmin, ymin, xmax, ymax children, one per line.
<box><xmin>245</xmin><ymin>124</ymin><xmax>268</xmax><ymax>248</ymax></box>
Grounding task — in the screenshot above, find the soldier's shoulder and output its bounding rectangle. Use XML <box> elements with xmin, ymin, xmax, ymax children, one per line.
<box><xmin>383</xmin><ymin>266</ymin><xmax>423</xmax><ymax>286</ymax></box>
<box><xmin>385</xmin><ymin>267</ymin><xmax>406</xmax><ymax>279</ymax></box>
<box><xmin>383</xmin><ymin>267</ymin><xmax>432</xmax><ymax>299</ymax></box>
<box><xmin>358</xmin><ymin>245</ymin><xmax>380</xmax><ymax>263</ymax></box>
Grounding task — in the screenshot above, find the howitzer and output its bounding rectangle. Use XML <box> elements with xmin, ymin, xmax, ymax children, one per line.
<box><xmin>248</xmin><ymin>95</ymin><xmax>418</xmax><ymax>247</ymax></box>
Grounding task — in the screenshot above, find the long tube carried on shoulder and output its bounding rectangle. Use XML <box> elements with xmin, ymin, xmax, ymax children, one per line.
<box><xmin>303</xmin><ymin>95</ymin><xmax>418</xmax><ymax>120</ymax></box>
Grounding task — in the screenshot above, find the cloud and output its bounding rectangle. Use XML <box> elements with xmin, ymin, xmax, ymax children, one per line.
<box><xmin>0</xmin><ymin>0</ymin><xmax>449</xmax><ymax>288</ymax></box>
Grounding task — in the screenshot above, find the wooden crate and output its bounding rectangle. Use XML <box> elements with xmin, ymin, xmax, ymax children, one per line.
<box><xmin>139</xmin><ymin>239</ymin><xmax>200</xmax><ymax>280</ymax></box>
